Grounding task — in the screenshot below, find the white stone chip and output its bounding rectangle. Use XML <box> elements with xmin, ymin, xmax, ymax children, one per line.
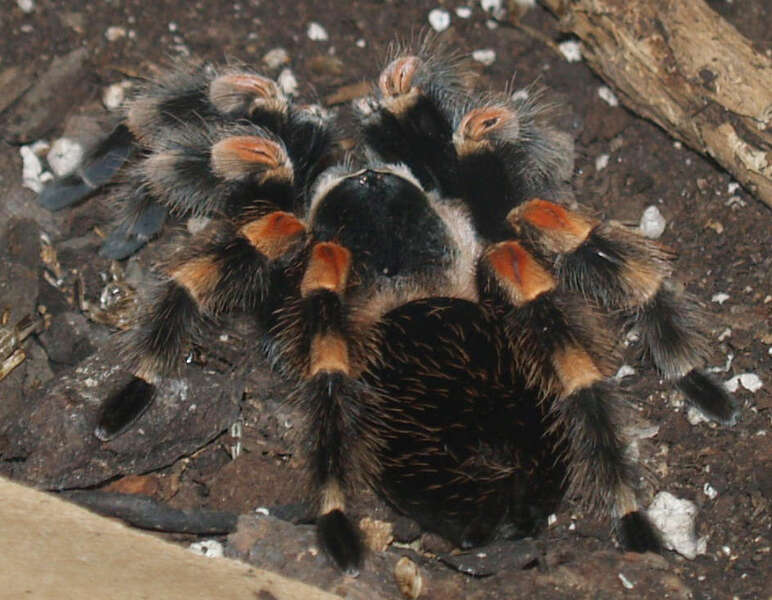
<box><xmin>724</xmin><ymin>373</ymin><xmax>762</xmax><ymax>393</ymax></box>
<box><xmin>727</xmin><ymin>181</ymin><xmax>740</xmax><ymax>194</ymax></box>
<box><xmin>703</xmin><ymin>483</ymin><xmax>718</xmax><ymax>500</ymax></box>
<box><xmin>615</xmin><ymin>364</ymin><xmax>636</xmax><ymax>380</ymax></box>
<box><xmin>595</xmin><ymin>153</ymin><xmax>609</xmax><ymax>171</ymax></box>
<box><xmin>355</xmin><ymin>38</ymin><xmax>366</xmax><ymax>48</ymax></box>
<box><xmin>598</xmin><ymin>85</ymin><xmax>619</xmax><ymax>107</ymax></box>
<box><xmin>105</xmin><ymin>26</ymin><xmax>127</xmax><ymax>42</ymax></box>
<box><xmin>188</xmin><ymin>540</ymin><xmax>224</xmax><ymax>557</ymax></box>
<box><xmin>307</xmin><ymin>22</ymin><xmax>329</xmax><ymax>41</ymax></box>
<box><xmin>428</xmin><ymin>8</ymin><xmax>451</xmax><ymax>32</ymax></box>
<box><xmin>455</xmin><ymin>6</ymin><xmax>472</xmax><ymax>18</ymax></box>
<box><xmin>47</xmin><ymin>138</ymin><xmax>84</xmax><ymax>177</ymax></box>
<box><xmin>277</xmin><ymin>68</ymin><xmax>298</xmax><ymax>96</ymax></box>
<box><xmin>618</xmin><ymin>573</ymin><xmax>635</xmax><ymax>590</ymax></box>
<box><xmin>17</xmin><ymin>0</ymin><xmax>35</xmax><ymax>13</ymax></box>
<box><xmin>558</xmin><ymin>40</ymin><xmax>583</xmax><ymax>63</ymax></box>
<box><xmin>472</xmin><ymin>49</ymin><xmax>496</xmax><ymax>66</ymax></box>
<box><xmin>639</xmin><ymin>205</ymin><xmax>666</xmax><ymax>239</ymax></box>
<box><xmin>480</xmin><ymin>0</ymin><xmax>506</xmax><ymax>19</ymax></box>
<box><xmin>711</xmin><ymin>292</ymin><xmax>730</xmax><ymax>304</ymax></box>
<box><xmin>547</xmin><ymin>513</ymin><xmax>557</xmax><ymax>526</ymax></box>
<box><xmin>647</xmin><ymin>491</ymin><xmax>707</xmax><ymax>559</ymax></box>
<box><xmin>21</xmin><ymin>145</ymin><xmax>47</xmax><ymax>193</ymax></box>
<box><xmin>262</xmin><ymin>47</ymin><xmax>289</xmax><ymax>69</ymax></box>
<box><xmin>255</xmin><ymin>507</ymin><xmax>270</xmax><ymax>516</ymax></box>
<box><xmin>687</xmin><ymin>407</ymin><xmax>709</xmax><ymax>425</ymax></box>
<box><xmin>102</xmin><ymin>81</ymin><xmax>133</xmax><ymax>110</ymax></box>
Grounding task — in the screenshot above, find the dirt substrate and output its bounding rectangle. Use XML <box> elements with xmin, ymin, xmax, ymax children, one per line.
<box><xmin>1</xmin><ymin>1</ymin><xmax>770</xmax><ymax>598</ymax></box>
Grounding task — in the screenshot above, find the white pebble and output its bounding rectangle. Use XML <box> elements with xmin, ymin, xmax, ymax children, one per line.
<box><xmin>480</xmin><ymin>0</ymin><xmax>506</xmax><ymax>19</ymax></box>
<box><xmin>277</xmin><ymin>68</ymin><xmax>298</xmax><ymax>96</ymax></box>
<box><xmin>717</xmin><ymin>328</ymin><xmax>732</xmax><ymax>341</ymax></box>
<box><xmin>558</xmin><ymin>40</ymin><xmax>583</xmax><ymax>63</ymax></box>
<box><xmin>711</xmin><ymin>292</ymin><xmax>730</xmax><ymax>304</ymax></box>
<box><xmin>188</xmin><ymin>540</ymin><xmax>224</xmax><ymax>557</ymax></box>
<box><xmin>472</xmin><ymin>49</ymin><xmax>496</xmax><ymax>66</ymax></box>
<box><xmin>455</xmin><ymin>6</ymin><xmax>472</xmax><ymax>18</ymax></box>
<box><xmin>255</xmin><ymin>507</ymin><xmax>270</xmax><ymax>516</ymax></box>
<box><xmin>639</xmin><ymin>205</ymin><xmax>666</xmax><ymax>239</ymax></box>
<box><xmin>355</xmin><ymin>38</ymin><xmax>366</xmax><ymax>48</ymax></box>
<box><xmin>618</xmin><ymin>573</ymin><xmax>635</xmax><ymax>590</ymax></box>
<box><xmin>647</xmin><ymin>491</ymin><xmax>707</xmax><ymax>559</ymax></box>
<box><xmin>595</xmin><ymin>153</ymin><xmax>609</xmax><ymax>171</ymax></box>
<box><xmin>428</xmin><ymin>8</ymin><xmax>451</xmax><ymax>32</ymax></box>
<box><xmin>703</xmin><ymin>483</ymin><xmax>718</xmax><ymax>500</ymax></box>
<box><xmin>47</xmin><ymin>138</ymin><xmax>84</xmax><ymax>177</ymax></box>
<box><xmin>673</xmin><ymin>141</ymin><xmax>682</xmax><ymax>149</ymax></box>
<box><xmin>20</xmin><ymin>145</ymin><xmax>45</xmax><ymax>193</ymax></box>
<box><xmin>725</xmin><ymin>373</ymin><xmax>762</xmax><ymax>393</ymax></box>
<box><xmin>727</xmin><ymin>181</ymin><xmax>740</xmax><ymax>194</ymax></box>
<box><xmin>485</xmin><ymin>19</ymin><xmax>498</xmax><ymax>29</ymax></box>
<box><xmin>615</xmin><ymin>364</ymin><xmax>636</xmax><ymax>380</ymax></box>
<box><xmin>547</xmin><ymin>513</ymin><xmax>557</xmax><ymax>527</ymax></box>
<box><xmin>105</xmin><ymin>26</ymin><xmax>127</xmax><ymax>42</ymax></box>
<box><xmin>168</xmin><ymin>21</ymin><xmax>178</xmax><ymax>32</ymax></box>
<box><xmin>307</xmin><ymin>22</ymin><xmax>328</xmax><ymax>41</ymax></box>
<box><xmin>102</xmin><ymin>81</ymin><xmax>132</xmax><ymax>110</ymax></box>
<box><xmin>262</xmin><ymin>47</ymin><xmax>290</xmax><ymax>70</ymax></box>
<box><xmin>16</xmin><ymin>0</ymin><xmax>35</xmax><ymax>13</ymax></box>
<box><xmin>687</xmin><ymin>407</ymin><xmax>709</xmax><ymax>425</ymax></box>
<box><xmin>598</xmin><ymin>85</ymin><xmax>619</xmax><ymax>107</ymax></box>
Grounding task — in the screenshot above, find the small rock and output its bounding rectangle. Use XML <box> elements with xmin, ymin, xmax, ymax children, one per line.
<box><xmin>20</xmin><ymin>144</ymin><xmax>48</xmax><ymax>193</ymax></box>
<box><xmin>618</xmin><ymin>573</ymin><xmax>635</xmax><ymax>590</ymax></box>
<box><xmin>17</xmin><ymin>0</ymin><xmax>35</xmax><ymax>13</ymax></box>
<box><xmin>277</xmin><ymin>68</ymin><xmax>298</xmax><ymax>96</ymax></box>
<box><xmin>711</xmin><ymin>292</ymin><xmax>730</xmax><ymax>304</ymax></box>
<box><xmin>359</xmin><ymin>517</ymin><xmax>393</xmax><ymax>553</ymax></box>
<box><xmin>455</xmin><ymin>6</ymin><xmax>472</xmax><ymax>18</ymax></box>
<box><xmin>472</xmin><ymin>49</ymin><xmax>496</xmax><ymax>66</ymax></box>
<box><xmin>480</xmin><ymin>0</ymin><xmax>506</xmax><ymax>20</ymax></box>
<box><xmin>639</xmin><ymin>205</ymin><xmax>666</xmax><ymax>239</ymax></box>
<box><xmin>687</xmin><ymin>407</ymin><xmax>709</xmax><ymax>425</ymax></box>
<box><xmin>105</xmin><ymin>26</ymin><xmax>127</xmax><ymax>42</ymax></box>
<box><xmin>306</xmin><ymin>22</ymin><xmax>328</xmax><ymax>41</ymax></box>
<box><xmin>724</xmin><ymin>373</ymin><xmax>762</xmax><ymax>393</ymax></box>
<box><xmin>355</xmin><ymin>38</ymin><xmax>366</xmax><ymax>48</ymax></box>
<box><xmin>727</xmin><ymin>181</ymin><xmax>740</xmax><ymax>194</ymax></box>
<box><xmin>595</xmin><ymin>153</ymin><xmax>609</xmax><ymax>171</ymax></box>
<box><xmin>598</xmin><ymin>85</ymin><xmax>619</xmax><ymax>107</ymax></box>
<box><xmin>46</xmin><ymin>137</ymin><xmax>84</xmax><ymax>177</ymax></box>
<box><xmin>102</xmin><ymin>81</ymin><xmax>132</xmax><ymax>110</ymax></box>
<box><xmin>189</xmin><ymin>539</ymin><xmax>224</xmax><ymax>557</ymax></box>
<box><xmin>558</xmin><ymin>40</ymin><xmax>583</xmax><ymax>63</ymax></box>
<box><xmin>647</xmin><ymin>491</ymin><xmax>707</xmax><ymax>559</ymax></box>
<box><xmin>703</xmin><ymin>483</ymin><xmax>718</xmax><ymax>500</ymax></box>
<box><xmin>428</xmin><ymin>8</ymin><xmax>451</xmax><ymax>32</ymax></box>
<box><xmin>394</xmin><ymin>556</ymin><xmax>422</xmax><ymax>599</ymax></box>
<box><xmin>615</xmin><ymin>364</ymin><xmax>636</xmax><ymax>379</ymax></box>
<box><xmin>263</xmin><ymin>47</ymin><xmax>289</xmax><ymax>69</ymax></box>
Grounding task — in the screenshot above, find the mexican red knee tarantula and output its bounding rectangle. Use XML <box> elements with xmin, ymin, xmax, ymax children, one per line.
<box><xmin>41</xmin><ymin>40</ymin><xmax>737</xmax><ymax>575</ymax></box>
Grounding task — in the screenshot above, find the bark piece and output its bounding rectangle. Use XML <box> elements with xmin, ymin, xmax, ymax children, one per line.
<box><xmin>540</xmin><ymin>0</ymin><xmax>772</xmax><ymax>207</ymax></box>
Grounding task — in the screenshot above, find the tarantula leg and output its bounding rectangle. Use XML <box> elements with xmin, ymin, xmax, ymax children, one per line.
<box><xmin>354</xmin><ymin>51</ymin><xmax>463</xmax><ymax>191</ymax></box>
<box><xmin>38</xmin><ymin>124</ymin><xmax>134</xmax><ymax>211</ymax></box>
<box><xmin>99</xmin><ymin>190</ymin><xmax>167</xmax><ymax>260</ymax></box>
<box><xmin>481</xmin><ymin>241</ymin><xmax>662</xmax><ymax>553</ymax></box>
<box><xmin>208</xmin><ymin>72</ymin><xmax>287</xmax><ymax>124</ymax></box>
<box><xmin>285</xmin><ymin>241</ymin><xmax>380</xmax><ymax>574</ymax></box>
<box><xmin>509</xmin><ymin>198</ymin><xmax>737</xmax><ymax>424</ymax></box>
<box><xmin>96</xmin><ymin>213</ymin><xmax>305</xmax><ymax>440</ymax></box>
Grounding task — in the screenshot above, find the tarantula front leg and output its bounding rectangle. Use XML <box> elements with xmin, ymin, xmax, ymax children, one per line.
<box><xmin>508</xmin><ymin>199</ymin><xmax>738</xmax><ymax>424</ymax></box>
<box><xmin>96</xmin><ymin>210</ymin><xmax>306</xmax><ymax>440</ymax></box>
<box><xmin>479</xmin><ymin>241</ymin><xmax>662</xmax><ymax>552</ymax></box>
<box><xmin>354</xmin><ymin>48</ymin><xmax>467</xmax><ymax>192</ymax></box>
<box><xmin>272</xmin><ymin>241</ymin><xmax>384</xmax><ymax>575</ymax></box>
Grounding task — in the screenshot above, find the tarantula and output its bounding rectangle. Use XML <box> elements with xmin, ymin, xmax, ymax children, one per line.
<box><xmin>40</xmin><ymin>41</ymin><xmax>737</xmax><ymax>575</ymax></box>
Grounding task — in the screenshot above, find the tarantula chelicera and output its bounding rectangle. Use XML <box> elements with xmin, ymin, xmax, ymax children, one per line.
<box><xmin>41</xmin><ymin>41</ymin><xmax>737</xmax><ymax>575</ymax></box>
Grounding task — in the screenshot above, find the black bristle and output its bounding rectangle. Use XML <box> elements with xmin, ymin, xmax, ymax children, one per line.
<box><xmin>677</xmin><ymin>369</ymin><xmax>738</xmax><ymax>425</ymax></box>
<box><xmin>316</xmin><ymin>509</ymin><xmax>364</xmax><ymax>576</ymax></box>
<box><xmin>95</xmin><ymin>376</ymin><xmax>156</xmax><ymax>441</ymax></box>
<box><xmin>618</xmin><ymin>511</ymin><xmax>663</xmax><ymax>554</ymax></box>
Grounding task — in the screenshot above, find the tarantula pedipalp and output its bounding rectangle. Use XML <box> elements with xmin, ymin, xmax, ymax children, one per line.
<box><xmin>41</xmin><ymin>41</ymin><xmax>738</xmax><ymax>575</ymax></box>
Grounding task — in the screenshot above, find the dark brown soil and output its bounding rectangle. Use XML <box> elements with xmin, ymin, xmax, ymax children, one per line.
<box><xmin>1</xmin><ymin>1</ymin><xmax>769</xmax><ymax>599</ymax></box>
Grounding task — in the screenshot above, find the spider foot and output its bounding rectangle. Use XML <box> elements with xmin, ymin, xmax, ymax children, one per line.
<box><xmin>95</xmin><ymin>376</ymin><xmax>156</xmax><ymax>441</ymax></box>
<box><xmin>677</xmin><ymin>369</ymin><xmax>738</xmax><ymax>425</ymax></box>
<box><xmin>316</xmin><ymin>509</ymin><xmax>364</xmax><ymax>576</ymax></box>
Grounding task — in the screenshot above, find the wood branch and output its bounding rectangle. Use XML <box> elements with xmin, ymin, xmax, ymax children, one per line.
<box><xmin>539</xmin><ymin>0</ymin><xmax>772</xmax><ymax>208</ymax></box>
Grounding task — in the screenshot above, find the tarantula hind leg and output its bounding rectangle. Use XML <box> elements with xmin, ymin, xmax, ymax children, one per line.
<box><xmin>95</xmin><ymin>210</ymin><xmax>306</xmax><ymax>440</ymax></box>
<box><xmin>38</xmin><ymin>124</ymin><xmax>134</xmax><ymax>211</ymax></box>
<box><xmin>509</xmin><ymin>198</ymin><xmax>738</xmax><ymax>425</ymax></box>
<box><xmin>480</xmin><ymin>241</ymin><xmax>662</xmax><ymax>553</ymax></box>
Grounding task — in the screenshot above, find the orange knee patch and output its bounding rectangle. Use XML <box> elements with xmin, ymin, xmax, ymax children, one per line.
<box><xmin>210</xmin><ymin>136</ymin><xmax>290</xmax><ymax>181</ymax></box>
<box><xmin>486</xmin><ymin>241</ymin><xmax>555</xmax><ymax>305</ymax></box>
<box><xmin>379</xmin><ymin>56</ymin><xmax>420</xmax><ymax>97</ymax></box>
<box><xmin>300</xmin><ymin>242</ymin><xmax>351</xmax><ymax>296</ymax></box>
<box><xmin>454</xmin><ymin>106</ymin><xmax>519</xmax><ymax>155</ymax></box>
<box><xmin>309</xmin><ymin>333</ymin><xmax>350</xmax><ymax>376</ymax></box>
<box><xmin>552</xmin><ymin>345</ymin><xmax>603</xmax><ymax>396</ymax></box>
<box><xmin>509</xmin><ymin>199</ymin><xmax>594</xmax><ymax>254</ymax></box>
<box><xmin>169</xmin><ymin>256</ymin><xmax>220</xmax><ymax>306</ymax></box>
<box><xmin>239</xmin><ymin>212</ymin><xmax>305</xmax><ymax>259</ymax></box>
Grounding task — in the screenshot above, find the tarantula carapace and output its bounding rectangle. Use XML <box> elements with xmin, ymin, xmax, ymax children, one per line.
<box><xmin>41</xmin><ymin>41</ymin><xmax>737</xmax><ymax>575</ymax></box>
